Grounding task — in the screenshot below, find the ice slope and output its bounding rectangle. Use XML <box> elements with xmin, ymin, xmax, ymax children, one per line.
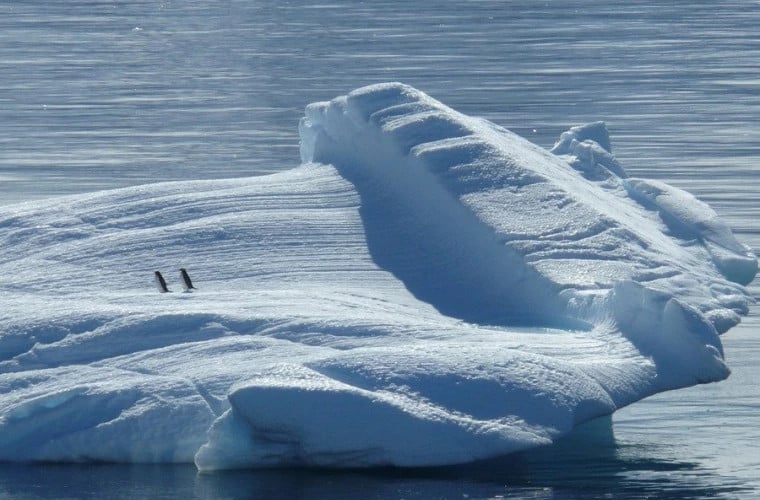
<box><xmin>0</xmin><ymin>83</ymin><xmax>755</xmax><ymax>469</ymax></box>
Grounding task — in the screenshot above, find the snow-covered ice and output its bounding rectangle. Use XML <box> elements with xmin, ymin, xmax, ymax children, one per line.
<box><xmin>0</xmin><ymin>83</ymin><xmax>755</xmax><ymax>469</ymax></box>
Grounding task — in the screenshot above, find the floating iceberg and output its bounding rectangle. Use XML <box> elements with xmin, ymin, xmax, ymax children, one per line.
<box><xmin>0</xmin><ymin>83</ymin><xmax>755</xmax><ymax>469</ymax></box>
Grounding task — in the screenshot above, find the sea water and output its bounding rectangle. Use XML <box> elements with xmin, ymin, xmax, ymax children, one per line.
<box><xmin>1</xmin><ymin>1</ymin><xmax>758</xmax><ymax>497</ymax></box>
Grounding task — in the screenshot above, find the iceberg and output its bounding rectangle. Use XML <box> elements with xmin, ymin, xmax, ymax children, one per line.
<box><xmin>0</xmin><ymin>83</ymin><xmax>755</xmax><ymax>469</ymax></box>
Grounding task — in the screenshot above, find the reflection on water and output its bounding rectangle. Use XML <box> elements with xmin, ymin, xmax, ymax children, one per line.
<box><xmin>0</xmin><ymin>417</ymin><xmax>752</xmax><ymax>499</ymax></box>
<box><xmin>613</xmin><ymin>313</ymin><xmax>760</xmax><ymax>498</ymax></box>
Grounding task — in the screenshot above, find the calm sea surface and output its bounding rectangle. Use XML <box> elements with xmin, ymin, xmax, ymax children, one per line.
<box><xmin>1</xmin><ymin>1</ymin><xmax>758</xmax><ymax>498</ymax></box>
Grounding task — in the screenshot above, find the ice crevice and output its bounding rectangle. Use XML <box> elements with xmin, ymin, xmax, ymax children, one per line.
<box><xmin>0</xmin><ymin>82</ymin><xmax>756</xmax><ymax>469</ymax></box>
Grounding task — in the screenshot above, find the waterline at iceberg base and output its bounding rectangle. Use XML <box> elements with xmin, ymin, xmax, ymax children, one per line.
<box><xmin>0</xmin><ymin>83</ymin><xmax>755</xmax><ymax>470</ymax></box>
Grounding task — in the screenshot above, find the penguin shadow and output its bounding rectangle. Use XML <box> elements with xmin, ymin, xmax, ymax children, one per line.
<box><xmin>153</xmin><ymin>269</ymin><xmax>197</xmax><ymax>294</ymax></box>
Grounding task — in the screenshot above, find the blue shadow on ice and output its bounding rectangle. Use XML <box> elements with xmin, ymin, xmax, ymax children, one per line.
<box><xmin>193</xmin><ymin>416</ymin><xmax>749</xmax><ymax>499</ymax></box>
<box><xmin>0</xmin><ymin>417</ymin><xmax>750</xmax><ymax>499</ymax></box>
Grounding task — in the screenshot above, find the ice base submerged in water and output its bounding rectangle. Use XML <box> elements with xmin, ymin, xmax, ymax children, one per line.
<box><xmin>0</xmin><ymin>83</ymin><xmax>756</xmax><ymax>470</ymax></box>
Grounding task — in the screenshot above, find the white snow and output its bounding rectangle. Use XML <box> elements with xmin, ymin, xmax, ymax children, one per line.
<box><xmin>0</xmin><ymin>83</ymin><xmax>755</xmax><ymax>469</ymax></box>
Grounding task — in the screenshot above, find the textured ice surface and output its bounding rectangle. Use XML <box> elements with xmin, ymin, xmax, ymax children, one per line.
<box><xmin>0</xmin><ymin>83</ymin><xmax>755</xmax><ymax>469</ymax></box>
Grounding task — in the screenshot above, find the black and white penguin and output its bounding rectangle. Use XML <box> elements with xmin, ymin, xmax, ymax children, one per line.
<box><xmin>154</xmin><ymin>271</ymin><xmax>171</xmax><ymax>293</ymax></box>
<box><xmin>179</xmin><ymin>268</ymin><xmax>196</xmax><ymax>292</ymax></box>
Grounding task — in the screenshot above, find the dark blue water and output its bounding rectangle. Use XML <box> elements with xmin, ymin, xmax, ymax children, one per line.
<box><xmin>1</xmin><ymin>1</ymin><xmax>758</xmax><ymax>497</ymax></box>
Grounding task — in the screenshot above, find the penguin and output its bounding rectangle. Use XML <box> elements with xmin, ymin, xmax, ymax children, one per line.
<box><xmin>154</xmin><ymin>271</ymin><xmax>171</xmax><ymax>293</ymax></box>
<box><xmin>179</xmin><ymin>268</ymin><xmax>196</xmax><ymax>292</ymax></box>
